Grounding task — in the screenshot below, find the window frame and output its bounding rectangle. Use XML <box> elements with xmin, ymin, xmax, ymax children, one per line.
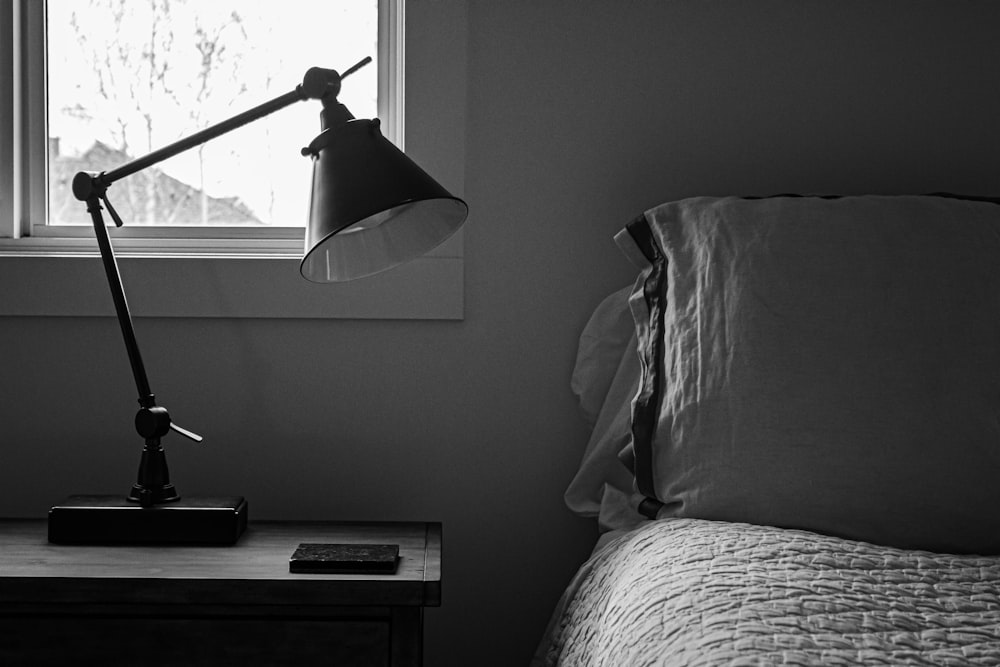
<box><xmin>0</xmin><ymin>0</ymin><xmax>465</xmax><ymax>320</ymax></box>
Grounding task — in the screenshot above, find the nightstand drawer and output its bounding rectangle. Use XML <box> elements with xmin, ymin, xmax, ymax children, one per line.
<box><xmin>0</xmin><ymin>616</ymin><xmax>390</xmax><ymax>666</ymax></box>
<box><xmin>0</xmin><ymin>520</ymin><xmax>440</xmax><ymax>666</ymax></box>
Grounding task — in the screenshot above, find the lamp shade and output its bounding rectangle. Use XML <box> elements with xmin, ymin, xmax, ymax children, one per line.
<box><xmin>300</xmin><ymin>119</ymin><xmax>468</xmax><ymax>283</ymax></box>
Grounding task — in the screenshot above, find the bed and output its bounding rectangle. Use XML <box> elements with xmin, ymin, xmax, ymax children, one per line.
<box><xmin>534</xmin><ymin>194</ymin><xmax>1000</xmax><ymax>666</ymax></box>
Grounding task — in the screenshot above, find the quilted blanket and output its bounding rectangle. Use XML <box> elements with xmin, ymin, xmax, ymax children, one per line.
<box><xmin>534</xmin><ymin>519</ymin><xmax>1000</xmax><ymax>666</ymax></box>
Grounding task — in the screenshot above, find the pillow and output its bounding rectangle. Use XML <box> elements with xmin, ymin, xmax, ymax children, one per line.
<box><xmin>570</xmin><ymin>286</ymin><xmax>636</xmax><ymax>428</ymax></box>
<box><xmin>564</xmin><ymin>333</ymin><xmax>646</xmax><ymax>532</ymax></box>
<box><xmin>565</xmin><ymin>234</ymin><xmax>656</xmax><ymax>532</ymax></box>
<box><xmin>624</xmin><ymin>194</ymin><xmax>1000</xmax><ymax>554</ymax></box>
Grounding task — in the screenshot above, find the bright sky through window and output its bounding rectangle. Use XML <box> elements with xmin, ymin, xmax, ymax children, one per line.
<box><xmin>46</xmin><ymin>0</ymin><xmax>378</xmax><ymax>227</ymax></box>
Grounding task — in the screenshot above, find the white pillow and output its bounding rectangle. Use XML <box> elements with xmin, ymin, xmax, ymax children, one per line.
<box><xmin>570</xmin><ymin>286</ymin><xmax>635</xmax><ymax>427</ymax></box>
<box><xmin>627</xmin><ymin>194</ymin><xmax>1000</xmax><ymax>553</ymax></box>
<box><xmin>565</xmin><ymin>285</ymin><xmax>646</xmax><ymax>532</ymax></box>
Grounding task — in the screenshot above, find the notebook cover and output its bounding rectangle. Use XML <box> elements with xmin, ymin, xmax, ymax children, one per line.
<box><xmin>289</xmin><ymin>543</ymin><xmax>399</xmax><ymax>574</ymax></box>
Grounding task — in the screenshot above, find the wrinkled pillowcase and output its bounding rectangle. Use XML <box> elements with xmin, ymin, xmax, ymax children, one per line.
<box><xmin>628</xmin><ymin>194</ymin><xmax>1000</xmax><ymax>554</ymax></box>
<box><xmin>570</xmin><ymin>286</ymin><xmax>636</xmax><ymax>429</ymax></box>
<box><xmin>565</xmin><ymin>285</ymin><xmax>647</xmax><ymax>532</ymax></box>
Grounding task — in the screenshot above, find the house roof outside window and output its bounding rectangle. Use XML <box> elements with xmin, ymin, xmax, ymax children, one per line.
<box><xmin>49</xmin><ymin>139</ymin><xmax>263</xmax><ymax>226</ymax></box>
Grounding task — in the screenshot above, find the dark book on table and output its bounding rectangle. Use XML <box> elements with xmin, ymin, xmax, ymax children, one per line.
<box><xmin>289</xmin><ymin>543</ymin><xmax>399</xmax><ymax>574</ymax></box>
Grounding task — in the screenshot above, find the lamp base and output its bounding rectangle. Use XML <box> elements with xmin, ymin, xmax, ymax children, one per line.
<box><xmin>48</xmin><ymin>495</ymin><xmax>248</xmax><ymax>545</ymax></box>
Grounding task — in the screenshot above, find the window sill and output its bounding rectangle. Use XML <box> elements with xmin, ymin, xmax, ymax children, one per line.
<box><xmin>0</xmin><ymin>232</ymin><xmax>463</xmax><ymax>320</ymax></box>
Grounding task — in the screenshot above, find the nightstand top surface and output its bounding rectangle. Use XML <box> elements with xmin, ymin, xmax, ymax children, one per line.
<box><xmin>0</xmin><ymin>519</ymin><xmax>441</xmax><ymax>608</ymax></box>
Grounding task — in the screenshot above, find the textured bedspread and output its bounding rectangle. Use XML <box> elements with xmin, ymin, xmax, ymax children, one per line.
<box><xmin>534</xmin><ymin>519</ymin><xmax>1000</xmax><ymax>666</ymax></box>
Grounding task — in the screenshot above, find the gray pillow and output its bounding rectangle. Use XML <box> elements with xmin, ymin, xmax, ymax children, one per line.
<box><xmin>624</xmin><ymin>195</ymin><xmax>1000</xmax><ymax>554</ymax></box>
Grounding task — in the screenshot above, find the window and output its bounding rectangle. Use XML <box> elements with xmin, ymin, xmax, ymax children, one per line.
<box><xmin>46</xmin><ymin>0</ymin><xmax>379</xmax><ymax>229</ymax></box>
<box><xmin>0</xmin><ymin>0</ymin><xmax>466</xmax><ymax>319</ymax></box>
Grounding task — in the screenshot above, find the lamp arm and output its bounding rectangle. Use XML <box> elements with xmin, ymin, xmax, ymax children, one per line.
<box><xmin>72</xmin><ymin>87</ymin><xmax>312</xmax><ymax>424</ymax></box>
<box><xmin>68</xmin><ymin>57</ymin><xmax>374</xmax><ymax>410</ymax></box>
<box><xmin>75</xmin><ymin>56</ymin><xmax>371</xmax><ymax>193</ymax></box>
<box><xmin>63</xmin><ymin>58</ymin><xmax>371</xmax><ymax>506</ymax></box>
<box><xmin>85</xmin><ymin>195</ymin><xmax>153</xmax><ymax>405</ymax></box>
<box><xmin>99</xmin><ymin>88</ymin><xmax>305</xmax><ymax>188</ymax></box>
<box><xmin>73</xmin><ymin>83</ymin><xmax>307</xmax><ymax>409</ymax></box>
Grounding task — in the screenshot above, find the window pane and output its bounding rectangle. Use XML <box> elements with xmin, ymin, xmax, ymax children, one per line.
<box><xmin>47</xmin><ymin>0</ymin><xmax>377</xmax><ymax>227</ymax></box>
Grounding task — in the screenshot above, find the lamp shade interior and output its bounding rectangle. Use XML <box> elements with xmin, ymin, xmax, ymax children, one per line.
<box><xmin>301</xmin><ymin>198</ymin><xmax>467</xmax><ymax>282</ymax></box>
<box><xmin>300</xmin><ymin>119</ymin><xmax>468</xmax><ymax>283</ymax></box>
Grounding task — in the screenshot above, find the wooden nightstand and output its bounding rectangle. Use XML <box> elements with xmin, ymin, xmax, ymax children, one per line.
<box><xmin>0</xmin><ymin>519</ymin><xmax>441</xmax><ymax>666</ymax></box>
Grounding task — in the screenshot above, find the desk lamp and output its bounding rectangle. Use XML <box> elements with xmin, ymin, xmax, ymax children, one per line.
<box><xmin>47</xmin><ymin>58</ymin><xmax>468</xmax><ymax>545</ymax></box>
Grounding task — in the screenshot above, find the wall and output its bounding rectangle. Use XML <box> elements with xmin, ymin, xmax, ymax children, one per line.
<box><xmin>3</xmin><ymin>1</ymin><xmax>1000</xmax><ymax>665</ymax></box>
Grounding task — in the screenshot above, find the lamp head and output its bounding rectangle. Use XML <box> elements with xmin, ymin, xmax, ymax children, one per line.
<box><xmin>299</xmin><ymin>117</ymin><xmax>468</xmax><ymax>283</ymax></box>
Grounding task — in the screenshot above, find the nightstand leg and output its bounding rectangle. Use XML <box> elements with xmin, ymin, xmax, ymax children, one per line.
<box><xmin>390</xmin><ymin>607</ymin><xmax>423</xmax><ymax>667</ymax></box>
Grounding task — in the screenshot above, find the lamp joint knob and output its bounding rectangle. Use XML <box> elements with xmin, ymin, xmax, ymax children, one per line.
<box><xmin>135</xmin><ymin>406</ymin><xmax>172</xmax><ymax>439</ymax></box>
<box><xmin>301</xmin><ymin>67</ymin><xmax>342</xmax><ymax>101</ymax></box>
<box><xmin>72</xmin><ymin>171</ymin><xmax>104</xmax><ymax>202</ymax></box>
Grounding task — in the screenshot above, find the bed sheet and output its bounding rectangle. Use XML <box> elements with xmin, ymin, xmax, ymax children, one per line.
<box><xmin>533</xmin><ymin>518</ymin><xmax>1000</xmax><ymax>666</ymax></box>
